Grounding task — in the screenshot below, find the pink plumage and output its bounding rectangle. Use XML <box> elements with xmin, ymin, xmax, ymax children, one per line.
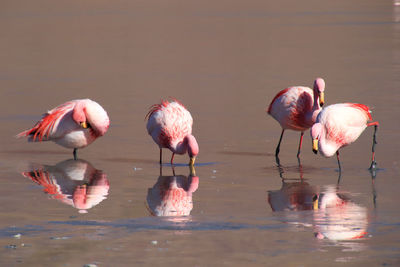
<box><xmin>267</xmin><ymin>78</ymin><xmax>325</xmax><ymax>160</ymax></box>
<box><xmin>146</xmin><ymin>99</ymin><xmax>199</xmax><ymax>165</ymax></box>
<box><xmin>311</xmin><ymin>103</ymin><xmax>379</xmax><ymax>170</ymax></box>
<box><xmin>17</xmin><ymin>99</ymin><xmax>110</xmax><ymax>159</ymax></box>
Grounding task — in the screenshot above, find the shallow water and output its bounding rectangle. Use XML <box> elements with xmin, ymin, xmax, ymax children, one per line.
<box><xmin>1</xmin><ymin>0</ymin><xmax>400</xmax><ymax>266</ymax></box>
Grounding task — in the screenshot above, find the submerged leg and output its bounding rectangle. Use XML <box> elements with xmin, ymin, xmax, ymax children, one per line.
<box><xmin>172</xmin><ymin>164</ymin><xmax>176</xmax><ymax>176</ymax></box>
<box><xmin>297</xmin><ymin>132</ymin><xmax>304</xmax><ymax>158</ymax></box>
<box><xmin>337</xmin><ymin>168</ymin><xmax>342</xmax><ymax>185</ymax></box>
<box><xmin>170</xmin><ymin>153</ymin><xmax>175</xmax><ymax>166</ymax></box>
<box><xmin>298</xmin><ymin>158</ymin><xmax>304</xmax><ymax>180</ymax></box>
<box><xmin>368</xmin><ymin>123</ymin><xmax>379</xmax><ymax>170</ymax></box>
<box><xmin>73</xmin><ymin>148</ymin><xmax>78</xmax><ymax>160</ymax></box>
<box><xmin>275</xmin><ymin>129</ymin><xmax>285</xmax><ymax>159</ymax></box>
<box><xmin>275</xmin><ymin>154</ymin><xmax>281</xmax><ymax>166</ymax></box>
<box><xmin>336</xmin><ymin>150</ymin><xmax>342</xmax><ymax>173</ymax></box>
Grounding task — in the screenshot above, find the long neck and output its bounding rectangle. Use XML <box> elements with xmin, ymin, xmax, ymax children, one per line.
<box><xmin>312</xmin><ymin>88</ymin><xmax>320</xmax><ymax>110</ymax></box>
<box><xmin>307</xmin><ymin>89</ymin><xmax>322</xmax><ymax>124</ymax></box>
<box><xmin>174</xmin><ymin>139</ymin><xmax>188</xmax><ymax>155</ymax></box>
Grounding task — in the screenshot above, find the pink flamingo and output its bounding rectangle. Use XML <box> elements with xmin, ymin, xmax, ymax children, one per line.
<box><xmin>311</xmin><ymin>103</ymin><xmax>379</xmax><ymax>170</ymax></box>
<box><xmin>17</xmin><ymin>99</ymin><xmax>110</xmax><ymax>160</ymax></box>
<box><xmin>267</xmin><ymin>78</ymin><xmax>325</xmax><ymax>161</ymax></box>
<box><xmin>146</xmin><ymin>99</ymin><xmax>199</xmax><ymax>166</ymax></box>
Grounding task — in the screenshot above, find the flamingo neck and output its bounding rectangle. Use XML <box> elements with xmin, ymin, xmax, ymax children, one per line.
<box><xmin>174</xmin><ymin>139</ymin><xmax>188</xmax><ymax>155</ymax></box>
<box><xmin>173</xmin><ymin>134</ymin><xmax>199</xmax><ymax>157</ymax></box>
<box><xmin>312</xmin><ymin>85</ymin><xmax>322</xmax><ymax>111</ymax></box>
<box><xmin>307</xmin><ymin>88</ymin><xmax>322</xmax><ymax>124</ymax></box>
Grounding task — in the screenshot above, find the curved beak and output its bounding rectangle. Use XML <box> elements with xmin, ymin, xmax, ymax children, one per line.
<box><xmin>312</xmin><ymin>139</ymin><xmax>319</xmax><ymax>154</ymax></box>
<box><xmin>80</xmin><ymin>121</ymin><xmax>88</xmax><ymax>129</ymax></box>
<box><xmin>189</xmin><ymin>156</ymin><xmax>196</xmax><ymax>166</ymax></box>
<box><xmin>319</xmin><ymin>92</ymin><xmax>325</xmax><ymax>107</ymax></box>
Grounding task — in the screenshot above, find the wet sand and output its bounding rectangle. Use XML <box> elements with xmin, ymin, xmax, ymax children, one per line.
<box><xmin>1</xmin><ymin>0</ymin><xmax>400</xmax><ymax>266</ymax></box>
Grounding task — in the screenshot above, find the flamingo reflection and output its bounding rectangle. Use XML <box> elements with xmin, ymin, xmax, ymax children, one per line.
<box><xmin>313</xmin><ymin>185</ymin><xmax>368</xmax><ymax>241</ymax></box>
<box><xmin>268</xmin><ymin>181</ymin><xmax>317</xmax><ymax>212</ymax></box>
<box><xmin>268</xmin><ymin>161</ymin><xmax>318</xmax><ymax>211</ymax></box>
<box><xmin>268</xmin><ymin>163</ymin><xmax>372</xmax><ymax>243</ymax></box>
<box><xmin>22</xmin><ymin>159</ymin><xmax>109</xmax><ymax>213</ymax></box>
<box><xmin>147</xmin><ymin>165</ymin><xmax>199</xmax><ymax>217</ymax></box>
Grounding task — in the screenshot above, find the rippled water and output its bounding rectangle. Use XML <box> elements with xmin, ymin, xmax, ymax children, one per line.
<box><xmin>1</xmin><ymin>0</ymin><xmax>399</xmax><ymax>266</ymax></box>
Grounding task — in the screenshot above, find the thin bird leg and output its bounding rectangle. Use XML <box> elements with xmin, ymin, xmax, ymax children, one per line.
<box><xmin>172</xmin><ymin>165</ymin><xmax>176</xmax><ymax>176</ymax></box>
<box><xmin>277</xmin><ymin>163</ymin><xmax>284</xmax><ymax>179</ymax></box>
<box><xmin>336</xmin><ymin>150</ymin><xmax>342</xmax><ymax>173</ymax></box>
<box><xmin>275</xmin><ymin>154</ymin><xmax>281</xmax><ymax>166</ymax></box>
<box><xmin>298</xmin><ymin>160</ymin><xmax>304</xmax><ymax>180</ymax></box>
<box><xmin>367</xmin><ymin>123</ymin><xmax>379</xmax><ymax>170</ymax></box>
<box><xmin>275</xmin><ymin>129</ymin><xmax>285</xmax><ymax>159</ymax></box>
<box><xmin>159</xmin><ymin>148</ymin><xmax>162</xmax><ymax>165</ymax></box>
<box><xmin>337</xmin><ymin>169</ymin><xmax>342</xmax><ymax>185</ymax></box>
<box><xmin>73</xmin><ymin>148</ymin><xmax>78</xmax><ymax>161</ymax></box>
<box><xmin>170</xmin><ymin>153</ymin><xmax>175</xmax><ymax>166</ymax></box>
<box><xmin>371</xmin><ymin>172</ymin><xmax>377</xmax><ymax>208</ymax></box>
<box><xmin>336</xmin><ymin>150</ymin><xmax>342</xmax><ymax>184</ymax></box>
<box><xmin>297</xmin><ymin>131</ymin><xmax>304</xmax><ymax>158</ymax></box>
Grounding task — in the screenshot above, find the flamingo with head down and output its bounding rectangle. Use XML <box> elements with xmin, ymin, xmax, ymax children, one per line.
<box><xmin>267</xmin><ymin>78</ymin><xmax>325</xmax><ymax>162</ymax></box>
<box><xmin>311</xmin><ymin>103</ymin><xmax>379</xmax><ymax>171</ymax></box>
<box><xmin>146</xmin><ymin>99</ymin><xmax>199</xmax><ymax>166</ymax></box>
<box><xmin>17</xmin><ymin>99</ymin><xmax>110</xmax><ymax>160</ymax></box>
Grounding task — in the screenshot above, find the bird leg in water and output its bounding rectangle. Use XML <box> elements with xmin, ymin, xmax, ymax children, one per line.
<box><xmin>337</xmin><ymin>169</ymin><xmax>342</xmax><ymax>185</ymax></box>
<box><xmin>171</xmin><ymin>164</ymin><xmax>176</xmax><ymax>176</ymax></box>
<box><xmin>297</xmin><ymin>132</ymin><xmax>304</xmax><ymax>158</ymax></box>
<box><xmin>368</xmin><ymin>123</ymin><xmax>379</xmax><ymax>170</ymax></box>
<box><xmin>170</xmin><ymin>153</ymin><xmax>175</xmax><ymax>166</ymax></box>
<box><xmin>336</xmin><ymin>150</ymin><xmax>342</xmax><ymax>172</ymax></box>
<box><xmin>159</xmin><ymin>149</ymin><xmax>162</xmax><ymax>165</ymax></box>
<box><xmin>275</xmin><ymin>155</ymin><xmax>281</xmax><ymax>166</ymax></box>
<box><xmin>73</xmin><ymin>148</ymin><xmax>78</xmax><ymax>160</ymax></box>
<box><xmin>298</xmin><ymin>159</ymin><xmax>304</xmax><ymax>180</ymax></box>
<box><xmin>275</xmin><ymin>129</ymin><xmax>285</xmax><ymax>158</ymax></box>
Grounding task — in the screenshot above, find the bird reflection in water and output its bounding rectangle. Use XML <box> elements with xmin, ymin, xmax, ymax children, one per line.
<box><xmin>268</xmin><ymin>162</ymin><xmax>372</xmax><ymax>245</ymax></box>
<box><xmin>268</xmin><ymin>161</ymin><xmax>318</xmax><ymax>211</ymax></box>
<box><xmin>22</xmin><ymin>159</ymin><xmax>109</xmax><ymax>213</ymax></box>
<box><xmin>147</xmin><ymin>165</ymin><xmax>199</xmax><ymax>217</ymax></box>
<box><xmin>313</xmin><ymin>185</ymin><xmax>368</xmax><ymax>241</ymax></box>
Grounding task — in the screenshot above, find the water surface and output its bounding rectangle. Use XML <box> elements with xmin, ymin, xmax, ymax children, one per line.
<box><xmin>0</xmin><ymin>0</ymin><xmax>399</xmax><ymax>266</ymax></box>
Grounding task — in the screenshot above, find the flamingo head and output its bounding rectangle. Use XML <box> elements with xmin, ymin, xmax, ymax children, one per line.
<box><xmin>185</xmin><ymin>135</ymin><xmax>199</xmax><ymax>166</ymax></box>
<box><xmin>73</xmin><ymin>100</ymin><xmax>110</xmax><ymax>137</ymax></box>
<box><xmin>313</xmin><ymin>78</ymin><xmax>325</xmax><ymax>107</ymax></box>
<box><xmin>311</xmin><ymin>123</ymin><xmax>323</xmax><ymax>154</ymax></box>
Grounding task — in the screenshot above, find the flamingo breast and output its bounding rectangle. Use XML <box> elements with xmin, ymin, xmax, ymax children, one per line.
<box><xmin>269</xmin><ymin>87</ymin><xmax>315</xmax><ymax>131</ymax></box>
<box><xmin>147</xmin><ymin>101</ymin><xmax>193</xmax><ymax>150</ymax></box>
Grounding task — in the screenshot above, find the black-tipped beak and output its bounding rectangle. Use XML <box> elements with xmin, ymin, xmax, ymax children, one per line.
<box><xmin>312</xmin><ymin>139</ymin><xmax>319</xmax><ymax>154</ymax></box>
<box><xmin>313</xmin><ymin>194</ymin><xmax>319</xmax><ymax>210</ymax></box>
<box><xmin>319</xmin><ymin>92</ymin><xmax>324</xmax><ymax>107</ymax></box>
